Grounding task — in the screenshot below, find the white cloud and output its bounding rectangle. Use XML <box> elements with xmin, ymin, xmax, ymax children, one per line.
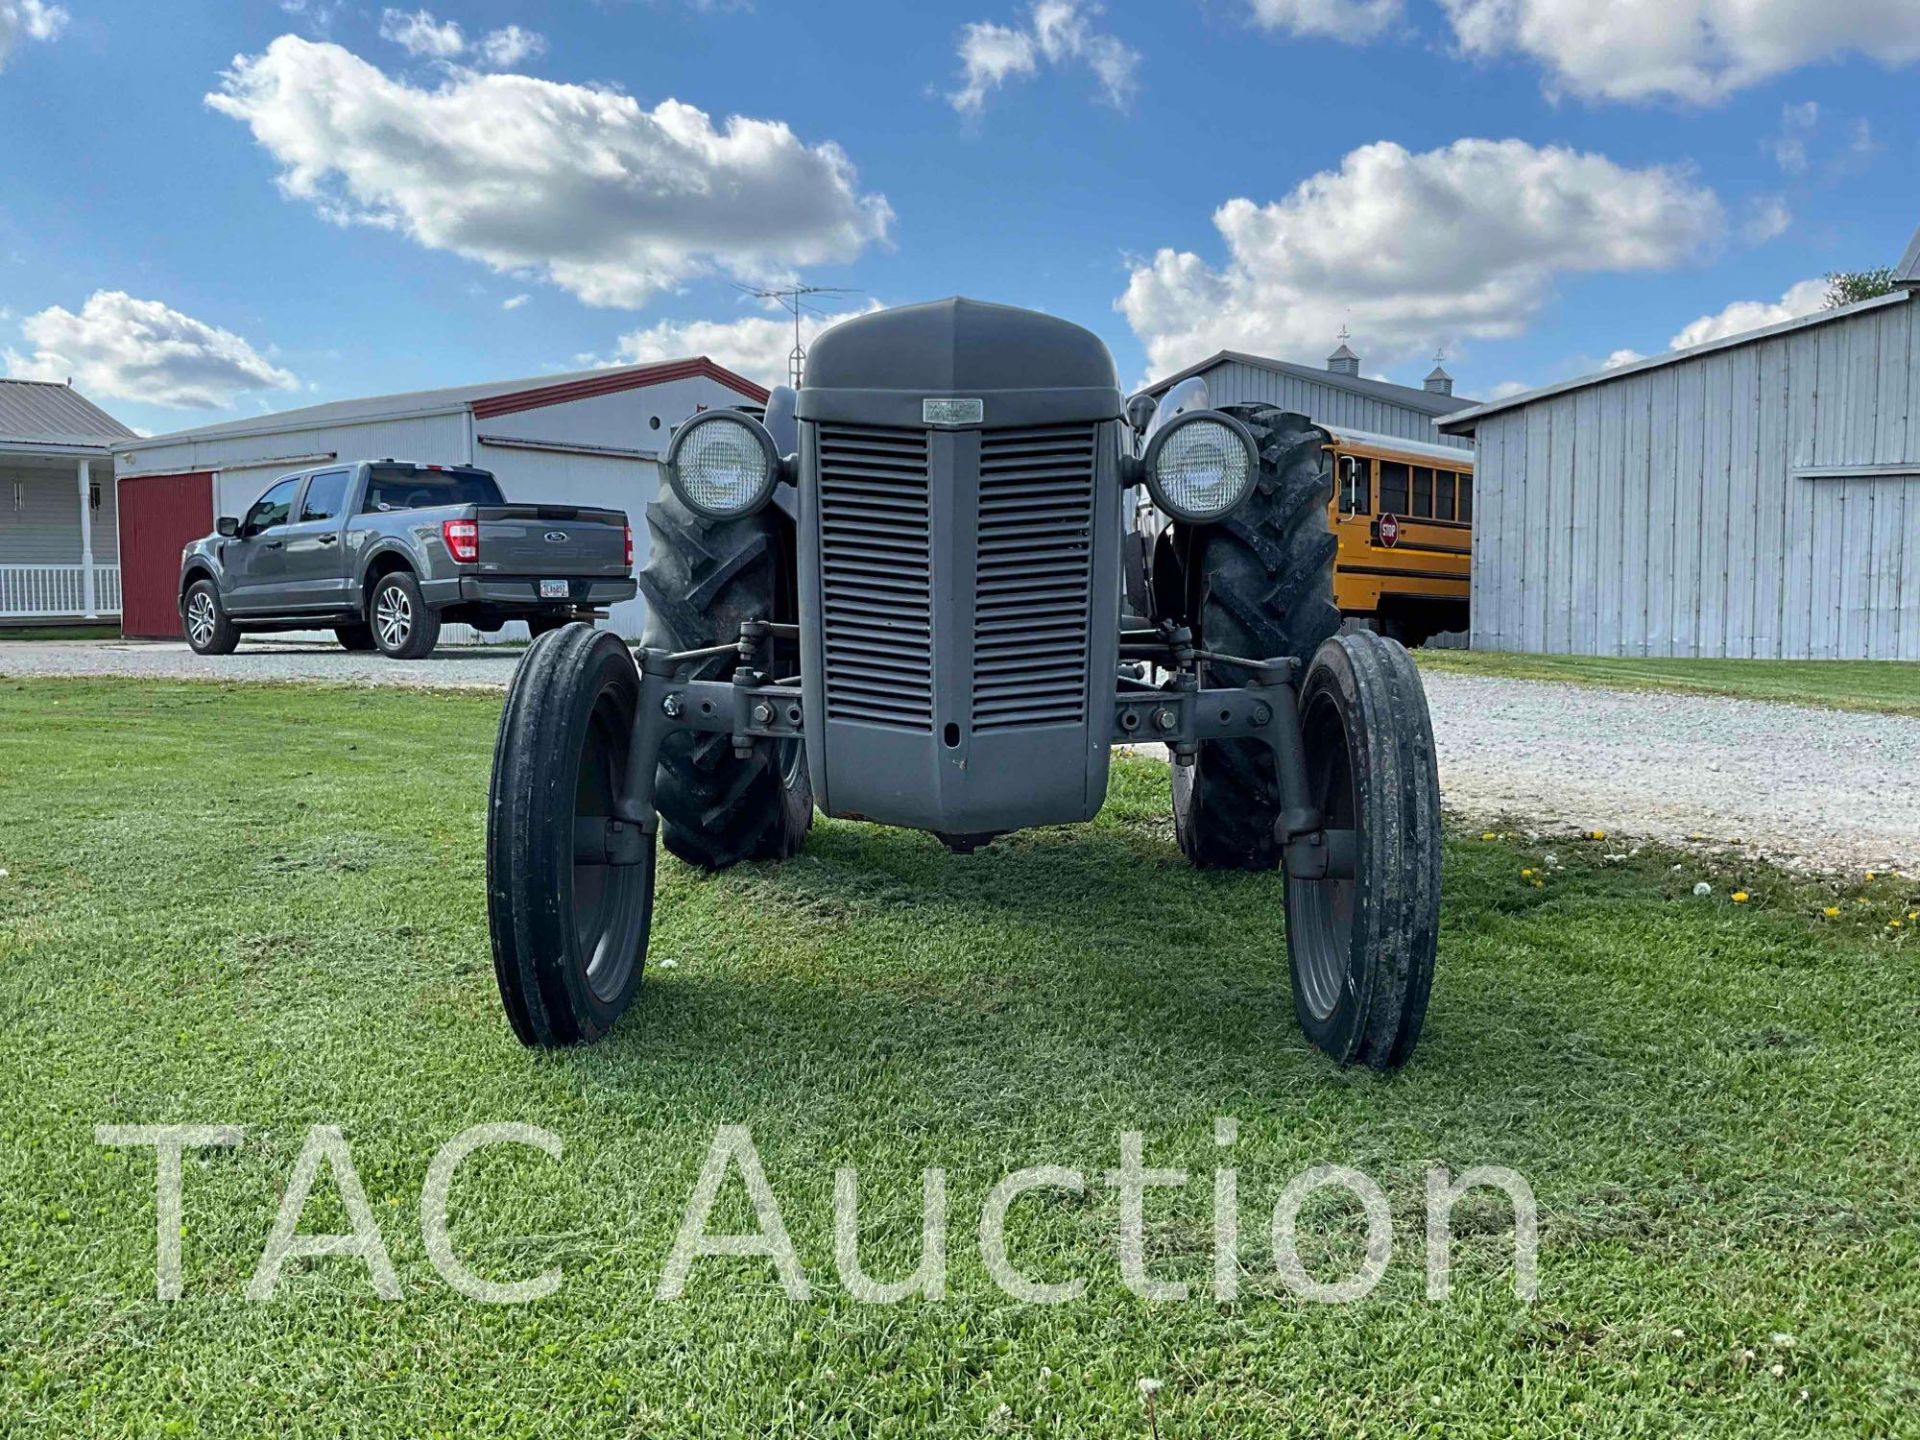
<box><xmin>1740</xmin><ymin>195</ymin><xmax>1792</xmax><ymax>245</ymax></box>
<box><xmin>5</xmin><ymin>291</ymin><xmax>297</xmax><ymax>410</ymax></box>
<box><xmin>1602</xmin><ymin>348</ymin><xmax>1645</xmax><ymax>369</ymax></box>
<box><xmin>501</xmin><ymin>293</ymin><xmax>530</xmax><ymax>311</ymax></box>
<box><xmin>207</xmin><ymin>36</ymin><xmax>892</xmax><ymax>309</ymax></box>
<box><xmin>1439</xmin><ymin>0</ymin><xmax>1920</xmax><ymax>104</ymax></box>
<box><xmin>1770</xmin><ymin>100</ymin><xmax>1818</xmax><ymax>175</ymax></box>
<box><xmin>1244</xmin><ymin>0</ymin><xmax>1401</xmax><ymax>42</ymax></box>
<box><xmin>1668</xmin><ymin>277</ymin><xmax>1826</xmax><ymax>351</ymax></box>
<box><xmin>951</xmin><ymin>1</ymin><xmax>1139</xmax><ymax>114</ymax></box>
<box><xmin>1119</xmin><ymin>137</ymin><xmax>1723</xmax><ymax>379</ymax></box>
<box><xmin>378</xmin><ymin>8</ymin><xmax>464</xmax><ymax>59</ymax></box>
<box><xmin>1487</xmin><ymin>380</ymin><xmax>1531</xmax><ymax>400</ymax></box>
<box><xmin>477</xmin><ymin>23</ymin><xmax>544</xmax><ymax>67</ymax></box>
<box><xmin>605</xmin><ymin>302</ymin><xmax>882</xmax><ymax>390</ymax></box>
<box><xmin>0</xmin><ymin>0</ymin><xmax>66</xmax><ymax>70</ymax></box>
<box><xmin>378</xmin><ymin>9</ymin><xmax>546</xmax><ymax>68</ymax></box>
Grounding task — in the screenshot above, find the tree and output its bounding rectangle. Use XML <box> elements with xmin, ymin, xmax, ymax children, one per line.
<box><xmin>1824</xmin><ymin>269</ymin><xmax>1899</xmax><ymax>309</ymax></box>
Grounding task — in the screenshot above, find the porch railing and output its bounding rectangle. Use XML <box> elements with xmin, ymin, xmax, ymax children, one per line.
<box><xmin>0</xmin><ymin>564</ymin><xmax>123</xmax><ymax>620</ymax></box>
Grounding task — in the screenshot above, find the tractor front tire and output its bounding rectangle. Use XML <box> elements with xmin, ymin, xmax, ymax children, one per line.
<box><xmin>636</xmin><ymin>493</ymin><xmax>813</xmax><ymax>870</ymax></box>
<box><xmin>1172</xmin><ymin>407</ymin><xmax>1342</xmax><ymax>869</ymax></box>
<box><xmin>1283</xmin><ymin>630</ymin><xmax>1440</xmax><ymax>1070</ymax></box>
<box><xmin>487</xmin><ymin>625</ymin><xmax>654</xmax><ymax>1047</ymax></box>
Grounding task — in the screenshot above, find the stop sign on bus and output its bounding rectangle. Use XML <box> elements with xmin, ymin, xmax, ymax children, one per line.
<box><xmin>1378</xmin><ymin>512</ymin><xmax>1400</xmax><ymax>548</ymax></box>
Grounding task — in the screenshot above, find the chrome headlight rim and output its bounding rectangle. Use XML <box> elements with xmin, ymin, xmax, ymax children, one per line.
<box><xmin>1141</xmin><ymin>408</ymin><xmax>1260</xmax><ymax>525</ymax></box>
<box><xmin>663</xmin><ymin>409</ymin><xmax>780</xmax><ymax>521</ymax></box>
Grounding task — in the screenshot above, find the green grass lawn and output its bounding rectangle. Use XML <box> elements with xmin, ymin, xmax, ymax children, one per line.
<box><xmin>3</xmin><ymin>680</ymin><xmax>1918</xmax><ymax>1437</ymax></box>
<box><xmin>0</xmin><ymin>624</ymin><xmax>122</xmax><ymax>642</ymax></box>
<box><xmin>1415</xmin><ymin>649</ymin><xmax>1920</xmax><ymax>718</ymax></box>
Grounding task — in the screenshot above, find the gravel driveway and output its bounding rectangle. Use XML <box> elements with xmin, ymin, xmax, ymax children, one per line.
<box><xmin>4</xmin><ymin>640</ymin><xmax>1914</xmax><ymax>874</ymax></box>
<box><xmin>1419</xmin><ymin>671</ymin><xmax>1919</xmax><ymax>876</ymax></box>
<box><xmin>0</xmin><ymin>638</ymin><xmax>521</xmax><ymax>689</ymax></box>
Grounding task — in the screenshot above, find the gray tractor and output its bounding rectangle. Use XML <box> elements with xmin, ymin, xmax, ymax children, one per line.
<box><xmin>487</xmin><ymin>298</ymin><xmax>1440</xmax><ymax>1069</ymax></box>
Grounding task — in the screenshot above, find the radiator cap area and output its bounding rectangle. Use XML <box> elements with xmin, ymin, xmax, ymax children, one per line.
<box><xmin>804</xmin><ymin>297</ymin><xmax>1119</xmax><ymax>394</ymax></box>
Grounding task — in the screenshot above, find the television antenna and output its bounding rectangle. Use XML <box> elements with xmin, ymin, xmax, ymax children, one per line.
<box><xmin>731</xmin><ymin>282</ymin><xmax>863</xmax><ymax>388</ymax></box>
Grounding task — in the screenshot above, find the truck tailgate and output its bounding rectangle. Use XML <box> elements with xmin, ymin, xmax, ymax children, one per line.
<box><xmin>472</xmin><ymin>505</ymin><xmax>628</xmax><ymax>577</ymax></box>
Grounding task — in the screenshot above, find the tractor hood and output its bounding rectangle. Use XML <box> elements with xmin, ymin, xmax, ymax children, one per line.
<box><xmin>796</xmin><ymin>298</ymin><xmax>1123</xmax><ymax>429</ymax></box>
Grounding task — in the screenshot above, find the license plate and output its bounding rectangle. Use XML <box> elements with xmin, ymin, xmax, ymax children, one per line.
<box><xmin>539</xmin><ymin>579</ymin><xmax>570</xmax><ymax>600</ymax></box>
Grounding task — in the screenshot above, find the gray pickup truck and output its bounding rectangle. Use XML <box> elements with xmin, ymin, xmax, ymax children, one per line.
<box><xmin>178</xmin><ymin>460</ymin><xmax>636</xmax><ymax>658</ymax></box>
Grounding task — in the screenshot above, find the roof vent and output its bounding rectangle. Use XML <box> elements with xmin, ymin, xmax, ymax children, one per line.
<box><xmin>1424</xmin><ymin>349</ymin><xmax>1453</xmax><ymax>396</ymax></box>
<box><xmin>1327</xmin><ymin>328</ymin><xmax>1361</xmax><ymax>377</ymax></box>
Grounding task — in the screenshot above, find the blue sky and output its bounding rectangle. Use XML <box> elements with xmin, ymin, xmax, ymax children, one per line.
<box><xmin>0</xmin><ymin>0</ymin><xmax>1915</xmax><ymax>436</ymax></box>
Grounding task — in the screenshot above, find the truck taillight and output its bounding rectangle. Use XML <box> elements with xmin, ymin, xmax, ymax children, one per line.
<box><xmin>624</xmin><ymin>523</ymin><xmax>633</xmax><ymax>568</ymax></box>
<box><xmin>442</xmin><ymin>518</ymin><xmax>480</xmax><ymax>564</ymax></box>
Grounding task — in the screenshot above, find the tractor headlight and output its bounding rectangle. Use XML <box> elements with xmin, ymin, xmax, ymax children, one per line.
<box><xmin>1142</xmin><ymin>410</ymin><xmax>1258</xmax><ymax>525</ymax></box>
<box><xmin>664</xmin><ymin>411</ymin><xmax>779</xmax><ymax>520</ymax></box>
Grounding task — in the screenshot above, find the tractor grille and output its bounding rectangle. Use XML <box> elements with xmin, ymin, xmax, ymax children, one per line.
<box><xmin>971</xmin><ymin>424</ymin><xmax>1098</xmax><ymax>732</ymax></box>
<box><xmin>816</xmin><ymin>423</ymin><xmax>934</xmax><ymax>731</ymax></box>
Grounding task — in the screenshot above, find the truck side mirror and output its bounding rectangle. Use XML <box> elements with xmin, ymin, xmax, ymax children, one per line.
<box><xmin>216</xmin><ymin>516</ymin><xmax>240</xmax><ymax>538</ymax></box>
<box><xmin>1125</xmin><ymin>393</ymin><xmax>1158</xmax><ymax>435</ymax></box>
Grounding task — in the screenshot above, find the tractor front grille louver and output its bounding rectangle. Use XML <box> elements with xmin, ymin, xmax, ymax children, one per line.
<box><xmin>816</xmin><ymin>423</ymin><xmax>935</xmax><ymax>732</ymax></box>
<box><xmin>970</xmin><ymin>424</ymin><xmax>1098</xmax><ymax>732</ymax></box>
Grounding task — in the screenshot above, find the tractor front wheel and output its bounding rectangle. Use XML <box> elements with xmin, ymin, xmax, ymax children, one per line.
<box><xmin>487</xmin><ymin>625</ymin><xmax>654</xmax><ymax>1047</ymax></box>
<box><xmin>1283</xmin><ymin>630</ymin><xmax>1440</xmax><ymax>1071</ymax></box>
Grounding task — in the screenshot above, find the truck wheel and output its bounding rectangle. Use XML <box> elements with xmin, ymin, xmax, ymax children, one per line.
<box><xmin>183</xmin><ymin>579</ymin><xmax>240</xmax><ymax>655</ymax></box>
<box><xmin>636</xmin><ymin>493</ymin><xmax>812</xmax><ymax>870</ymax></box>
<box><xmin>1172</xmin><ymin>407</ymin><xmax>1341</xmax><ymax>869</ymax></box>
<box><xmin>369</xmin><ymin>570</ymin><xmax>441</xmax><ymax>659</ymax></box>
<box><xmin>1284</xmin><ymin>630</ymin><xmax>1440</xmax><ymax>1071</ymax></box>
<box><xmin>487</xmin><ymin>626</ymin><xmax>653</xmax><ymax>1047</ymax></box>
<box><xmin>334</xmin><ymin>623</ymin><xmax>377</xmax><ymax>652</ymax></box>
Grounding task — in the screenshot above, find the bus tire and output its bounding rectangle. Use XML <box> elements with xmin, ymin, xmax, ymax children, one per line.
<box><xmin>1172</xmin><ymin>406</ymin><xmax>1341</xmax><ymax>870</ymax></box>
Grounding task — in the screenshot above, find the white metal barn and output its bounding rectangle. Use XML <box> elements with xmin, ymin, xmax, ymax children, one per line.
<box><xmin>111</xmin><ymin>358</ymin><xmax>765</xmax><ymax>640</ymax></box>
<box><xmin>1440</xmin><ymin>267</ymin><xmax>1920</xmax><ymax>660</ymax></box>
<box><xmin>1136</xmin><ymin>339</ymin><xmax>1476</xmax><ymax>452</ymax></box>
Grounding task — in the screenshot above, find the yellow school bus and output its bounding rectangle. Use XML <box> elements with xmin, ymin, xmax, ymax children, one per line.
<box><xmin>1321</xmin><ymin>425</ymin><xmax>1472</xmax><ymax>646</ymax></box>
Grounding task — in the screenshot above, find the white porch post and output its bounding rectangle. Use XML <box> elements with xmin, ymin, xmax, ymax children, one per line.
<box><xmin>78</xmin><ymin>456</ymin><xmax>97</xmax><ymax>619</ymax></box>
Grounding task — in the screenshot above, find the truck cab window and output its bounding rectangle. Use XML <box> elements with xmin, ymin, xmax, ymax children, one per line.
<box><xmin>300</xmin><ymin>469</ymin><xmax>351</xmax><ymax>522</ymax></box>
<box><xmin>244</xmin><ymin>477</ymin><xmax>300</xmax><ymax>534</ymax></box>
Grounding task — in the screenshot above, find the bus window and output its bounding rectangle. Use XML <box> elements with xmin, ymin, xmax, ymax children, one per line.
<box><xmin>1412</xmin><ymin>466</ymin><xmax>1433</xmax><ymax>517</ymax></box>
<box><xmin>1338</xmin><ymin>453</ymin><xmax>1371</xmax><ymax>514</ymax></box>
<box><xmin>1378</xmin><ymin>461</ymin><xmax>1410</xmax><ymax>515</ymax></box>
<box><xmin>1457</xmin><ymin>473</ymin><xmax>1474</xmax><ymax>524</ymax></box>
<box><xmin>1435</xmin><ymin>471</ymin><xmax>1456</xmax><ymax>521</ymax></box>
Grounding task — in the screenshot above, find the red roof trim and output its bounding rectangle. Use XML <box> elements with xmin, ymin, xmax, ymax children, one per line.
<box><xmin>470</xmin><ymin>357</ymin><xmax>769</xmax><ymax>419</ymax></box>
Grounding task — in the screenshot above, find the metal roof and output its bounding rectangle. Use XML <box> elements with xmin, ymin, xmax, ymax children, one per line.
<box><xmin>1320</xmin><ymin>423</ymin><xmax>1474</xmax><ymax>468</ymax></box>
<box><xmin>0</xmin><ymin>379</ymin><xmax>136</xmax><ymax>451</ymax></box>
<box><xmin>1438</xmin><ymin>287</ymin><xmax>1913</xmax><ymax>434</ymax></box>
<box><xmin>1136</xmin><ymin>349</ymin><xmax>1476</xmax><ymax>417</ymax></box>
<box><xmin>1898</xmin><ymin>221</ymin><xmax>1920</xmax><ymax>286</ymax></box>
<box><xmin>118</xmin><ymin>356</ymin><xmax>768</xmax><ymax>451</ymax></box>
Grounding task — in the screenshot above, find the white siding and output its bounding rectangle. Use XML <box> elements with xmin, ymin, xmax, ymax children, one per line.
<box><xmin>1</xmin><ymin>459</ymin><xmax>117</xmax><ymax>565</ymax></box>
<box><xmin>1467</xmin><ymin>292</ymin><xmax>1920</xmax><ymax>659</ymax></box>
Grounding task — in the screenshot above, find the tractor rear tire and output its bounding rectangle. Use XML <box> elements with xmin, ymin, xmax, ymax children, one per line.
<box><xmin>1172</xmin><ymin>407</ymin><xmax>1341</xmax><ymax>869</ymax></box>
<box><xmin>487</xmin><ymin>625</ymin><xmax>654</xmax><ymax>1047</ymax></box>
<box><xmin>636</xmin><ymin>493</ymin><xmax>813</xmax><ymax>871</ymax></box>
<box><xmin>1283</xmin><ymin>630</ymin><xmax>1440</xmax><ymax>1071</ymax></box>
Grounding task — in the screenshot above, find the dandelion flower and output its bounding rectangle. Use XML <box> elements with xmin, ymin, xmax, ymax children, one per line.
<box><xmin>1732</xmin><ymin>891</ymin><xmax>1750</xmax><ymax>903</ymax></box>
<box><xmin>1865</xmin><ymin>871</ymin><xmax>1876</xmax><ymax>881</ymax></box>
<box><xmin>1138</xmin><ymin>1378</ymin><xmax>1162</xmax><ymax>1397</ymax></box>
<box><xmin>1588</xmin><ymin>830</ymin><xmax>1607</xmax><ymax>840</ymax></box>
<box><xmin>658</xmin><ymin>958</ymin><xmax>679</xmax><ymax>970</ymax></box>
<box><xmin>1771</xmin><ymin>1363</ymin><xmax>1786</xmax><ymax>1378</ymax></box>
<box><xmin>1890</xmin><ymin>919</ymin><xmax>1904</xmax><ymax>930</ymax></box>
<box><xmin>1481</xmin><ymin>831</ymin><xmax>1497</xmax><ymax>842</ymax></box>
<box><xmin>1823</xmin><ymin>906</ymin><xmax>1840</xmax><ymax>918</ymax></box>
<box><xmin>1521</xmin><ymin>868</ymin><xmax>1535</xmax><ymax>878</ymax></box>
<box><xmin>1693</xmin><ymin>882</ymin><xmax>1712</xmax><ymax>897</ymax></box>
